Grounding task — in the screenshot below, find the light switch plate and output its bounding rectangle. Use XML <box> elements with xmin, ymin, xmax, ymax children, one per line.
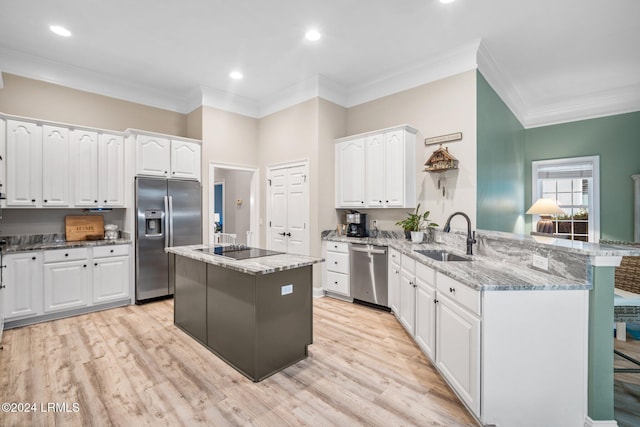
<box><xmin>532</xmin><ymin>254</ymin><xmax>549</xmax><ymax>270</ymax></box>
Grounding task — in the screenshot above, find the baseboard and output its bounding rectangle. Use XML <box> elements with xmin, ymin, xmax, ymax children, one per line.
<box><xmin>584</xmin><ymin>417</ymin><xmax>618</xmax><ymax>427</ymax></box>
<box><xmin>313</xmin><ymin>288</ymin><xmax>325</xmax><ymax>298</ymax></box>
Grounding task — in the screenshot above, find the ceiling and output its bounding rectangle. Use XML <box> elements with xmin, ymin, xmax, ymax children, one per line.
<box><xmin>0</xmin><ymin>0</ymin><xmax>639</xmax><ymax>127</ymax></box>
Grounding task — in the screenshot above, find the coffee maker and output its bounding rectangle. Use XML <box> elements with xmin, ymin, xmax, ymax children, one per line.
<box><xmin>346</xmin><ymin>212</ymin><xmax>369</xmax><ymax>237</ymax></box>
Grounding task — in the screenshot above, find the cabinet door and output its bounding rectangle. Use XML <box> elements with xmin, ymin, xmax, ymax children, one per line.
<box><xmin>365</xmin><ymin>134</ymin><xmax>385</xmax><ymax>207</ymax></box>
<box><xmin>98</xmin><ymin>133</ymin><xmax>125</xmax><ymax>206</ymax></box>
<box><xmin>42</xmin><ymin>125</ymin><xmax>70</xmax><ymax>207</ymax></box>
<box><xmin>415</xmin><ymin>279</ymin><xmax>436</xmax><ymax>361</ymax></box>
<box><xmin>384</xmin><ymin>130</ymin><xmax>405</xmax><ymax>207</ymax></box>
<box><xmin>387</xmin><ymin>253</ymin><xmax>401</xmax><ymax>316</ymax></box>
<box><xmin>436</xmin><ymin>295</ymin><xmax>481</xmax><ymax>415</ymax></box>
<box><xmin>136</xmin><ymin>135</ymin><xmax>170</xmax><ymax>177</ymax></box>
<box><xmin>4</xmin><ymin>252</ymin><xmax>43</xmax><ymax>319</ymax></box>
<box><xmin>6</xmin><ymin>120</ymin><xmax>41</xmax><ymax>207</ymax></box>
<box><xmin>43</xmin><ymin>260</ymin><xmax>90</xmax><ymax>313</ymax></box>
<box><xmin>399</xmin><ymin>268</ymin><xmax>416</xmax><ymax>336</ymax></box>
<box><xmin>72</xmin><ymin>129</ymin><xmax>99</xmax><ymax>206</ymax></box>
<box><xmin>171</xmin><ymin>140</ymin><xmax>200</xmax><ymax>180</ymax></box>
<box><xmin>93</xmin><ymin>256</ymin><xmax>129</xmax><ymax>304</ymax></box>
<box><xmin>335</xmin><ymin>139</ymin><xmax>365</xmax><ymax>208</ymax></box>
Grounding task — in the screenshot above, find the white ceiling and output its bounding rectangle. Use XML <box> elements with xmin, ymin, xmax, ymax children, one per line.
<box><xmin>0</xmin><ymin>0</ymin><xmax>639</xmax><ymax>127</ymax></box>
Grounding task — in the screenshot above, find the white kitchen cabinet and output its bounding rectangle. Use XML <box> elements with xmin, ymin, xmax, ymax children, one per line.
<box><xmin>435</xmin><ymin>283</ymin><xmax>481</xmax><ymax>416</ymax></box>
<box><xmin>399</xmin><ymin>256</ymin><xmax>416</xmax><ymax>336</ymax></box>
<box><xmin>43</xmin><ymin>248</ymin><xmax>91</xmax><ymax>313</ymax></box>
<box><xmin>72</xmin><ymin>129</ymin><xmax>100</xmax><ymax>207</ymax></box>
<box><xmin>0</xmin><ymin>119</ymin><xmax>6</xmax><ymax>208</ymax></box>
<box><xmin>415</xmin><ymin>263</ymin><xmax>436</xmax><ymax>361</ymax></box>
<box><xmin>335</xmin><ymin>138</ymin><xmax>366</xmax><ymax>208</ymax></box>
<box><xmin>387</xmin><ymin>248</ymin><xmax>401</xmax><ymax>316</ymax></box>
<box><xmin>98</xmin><ymin>133</ymin><xmax>125</xmax><ymax>207</ymax></box>
<box><xmin>335</xmin><ymin>125</ymin><xmax>416</xmax><ymax>209</ymax></box>
<box><xmin>41</xmin><ymin>125</ymin><xmax>70</xmax><ymax>207</ymax></box>
<box><xmin>170</xmin><ymin>139</ymin><xmax>201</xmax><ymax>180</ymax></box>
<box><xmin>3</xmin><ymin>252</ymin><xmax>43</xmax><ymax>319</ymax></box>
<box><xmin>323</xmin><ymin>241</ymin><xmax>350</xmax><ymax>297</ymax></box>
<box><xmin>6</xmin><ymin>120</ymin><xmax>42</xmax><ymax>207</ymax></box>
<box><xmin>92</xmin><ymin>245</ymin><xmax>130</xmax><ymax>304</ymax></box>
<box><xmin>135</xmin><ymin>133</ymin><xmax>201</xmax><ymax>180</ymax></box>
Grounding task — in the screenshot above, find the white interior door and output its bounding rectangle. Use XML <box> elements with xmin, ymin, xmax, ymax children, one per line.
<box><xmin>267</xmin><ymin>162</ymin><xmax>309</xmax><ymax>255</ymax></box>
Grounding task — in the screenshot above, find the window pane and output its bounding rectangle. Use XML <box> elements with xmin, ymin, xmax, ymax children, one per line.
<box><xmin>557</xmin><ymin>193</ymin><xmax>572</xmax><ymax>205</ymax></box>
<box><xmin>542</xmin><ymin>180</ymin><xmax>556</xmax><ymax>192</ymax></box>
<box><xmin>557</xmin><ymin>180</ymin><xmax>572</xmax><ymax>192</ymax></box>
<box><xmin>542</xmin><ymin>192</ymin><xmax>556</xmax><ymax>200</ymax></box>
<box><xmin>572</xmin><ymin>192</ymin><xmax>583</xmax><ymax>205</ymax></box>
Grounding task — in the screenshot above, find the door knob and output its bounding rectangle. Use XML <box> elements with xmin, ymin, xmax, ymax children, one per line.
<box><xmin>286</xmin><ymin>232</ymin><xmax>291</xmax><ymax>237</ymax></box>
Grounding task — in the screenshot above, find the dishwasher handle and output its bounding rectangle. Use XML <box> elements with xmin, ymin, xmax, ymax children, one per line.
<box><xmin>350</xmin><ymin>245</ymin><xmax>386</xmax><ymax>255</ymax></box>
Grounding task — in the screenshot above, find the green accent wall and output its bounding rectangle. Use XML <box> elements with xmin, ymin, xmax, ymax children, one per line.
<box><xmin>476</xmin><ymin>72</ymin><xmax>525</xmax><ymax>233</ymax></box>
<box><xmin>524</xmin><ymin>111</ymin><xmax>640</xmax><ymax>241</ymax></box>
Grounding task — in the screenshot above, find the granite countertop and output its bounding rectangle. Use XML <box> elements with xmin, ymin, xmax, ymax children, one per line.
<box><xmin>1</xmin><ymin>238</ymin><xmax>132</xmax><ymax>253</ymax></box>
<box><xmin>323</xmin><ymin>233</ymin><xmax>591</xmax><ymax>291</ymax></box>
<box><xmin>166</xmin><ymin>244</ymin><xmax>324</xmax><ymax>276</ymax></box>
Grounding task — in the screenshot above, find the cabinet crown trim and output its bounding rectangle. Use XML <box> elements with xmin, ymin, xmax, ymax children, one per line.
<box><xmin>335</xmin><ymin>124</ymin><xmax>418</xmax><ymax>143</ymax></box>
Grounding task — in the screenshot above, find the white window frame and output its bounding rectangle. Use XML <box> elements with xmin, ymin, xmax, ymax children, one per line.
<box><xmin>531</xmin><ymin>156</ymin><xmax>600</xmax><ymax>242</ymax></box>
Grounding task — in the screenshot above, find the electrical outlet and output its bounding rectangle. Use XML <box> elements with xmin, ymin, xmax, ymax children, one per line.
<box><xmin>532</xmin><ymin>254</ymin><xmax>549</xmax><ymax>270</ymax></box>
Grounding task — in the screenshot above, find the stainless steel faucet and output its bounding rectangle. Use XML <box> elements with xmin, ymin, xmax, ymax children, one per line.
<box><xmin>443</xmin><ymin>212</ymin><xmax>477</xmax><ymax>255</ymax></box>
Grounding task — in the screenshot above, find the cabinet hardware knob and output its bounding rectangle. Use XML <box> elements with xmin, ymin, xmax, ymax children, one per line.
<box><xmin>172</xmin><ymin>172</ymin><xmax>175</xmax><ymax>174</ymax></box>
<box><xmin>449</xmin><ymin>287</ymin><xmax>456</xmax><ymax>293</ymax></box>
<box><xmin>334</xmin><ymin>261</ymin><xmax>338</xmax><ymax>264</ymax></box>
<box><xmin>334</xmin><ymin>281</ymin><xmax>338</xmax><ymax>284</ymax></box>
<box><xmin>32</xmin><ymin>257</ymin><xmax>36</xmax><ymax>260</ymax></box>
<box><xmin>94</xmin><ymin>200</ymin><xmax>98</xmax><ymax>203</ymax></box>
<box><xmin>378</xmin><ymin>200</ymin><xmax>382</xmax><ymax>203</ymax></box>
<box><xmin>65</xmin><ymin>253</ymin><xmax>69</xmax><ymax>257</ymax></box>
<box><xmin>0</xmin><ymin>284</ymin><xmax>5</xmax><ymax>289</ymax></box>
<box><xmin>83</xmin><ymin>264</ymin><xmax>87</xmax><ymax>268</ymax></box>
<box><xmin>386</xmin><ymin>200</ymin><xmax>389</xmax><ymax>203</ymax></box>
<box><xmin>110</xmin><ymin>249</ymin><xmax>114</xmax><ymax>253</ymax></box>
<box><xmin>31</xmin><ymin>199</ymin><xmax>36</xmax><ymax>202</ymax></box>
<box><xmin>104</xmin><ymin>200</ymin><xmax>107</xmax><ymax>203</ymax></box>
<box><xmin>44</xmin><ymin>199</ymin><xmax>48</xmax><ymax>203</ymax></box>
<box><xmin>361</xmin><ymin>201</ymin><xmax>364</xmax><ymax>204</ymax></box>
<box><xmin>94</xmin><ymin>263</ymin><xmax>98</xmax><ymax>266</ymax></box>
<box><xmin>164</xmin><ymin>171</ymin><xmax>168</xmax><ymax>174</ymax></box>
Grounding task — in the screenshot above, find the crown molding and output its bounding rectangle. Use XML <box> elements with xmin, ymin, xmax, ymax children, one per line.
<box><xmin>199</xmin><ymin>86</ymin><xmax>259</xmax><ymax>118</ymax></box>
<box><xmin>0</xmin><ymin>46</ymin><xmax>193</xmax><ymax>113</ymax></box>
<box><xmin>476</xmin><ymin>41</ymin><xmax>527</xmax><ymax>128</ymax></box>
<box><xmin>345</xmin><ymin>39</ymin><xmax>481</xmax><ymax>108</ymax></box>
<box><xmin>522</xmin><ymin>82</ymin><xmax>640</xmax><ymax>128</ymax></box>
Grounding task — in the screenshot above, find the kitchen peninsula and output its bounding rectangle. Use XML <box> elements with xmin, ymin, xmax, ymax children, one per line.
<box><xmin>165</xmin><ymin>244</ymin><xmax>323</xmax><ymax>382</ymax></box>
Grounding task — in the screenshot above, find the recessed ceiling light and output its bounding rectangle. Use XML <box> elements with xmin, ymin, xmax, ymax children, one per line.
<box><xmin>50</xmin><ymin>25</ymin><xmax>72</xmax><ymax>37</ymax></box>
<box><xmin>305</xmin><ymin>29</ymin><xmax>321</xmax><ymax>41</ymax></box>
<box><xmin>230</xmin><ymin>71</ymin><xmax>243</xmax><ymax>80</ymax></box>
<box><xmin>439</xmin><ymin>0</ymin><xmax>456</xmax><ymax>3</ymax></box>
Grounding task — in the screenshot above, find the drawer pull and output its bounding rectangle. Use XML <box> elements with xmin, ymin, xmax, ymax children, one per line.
<box><xmin>65</xmin><ymin>253</ymin><xmax>69</xmax><ymax>257</ymax></box>
<box><xmin>94</xmin><ymin>262</ymin><xmax>98</xmax><ymax>266</ymax></box>
<box><xmin>32</xmin><ymin>256</ymin><xmax>36</xmax><ymax>260</ymax></box>
<box><xmin>334</xmin><ymin>281</ymin><xmax>338</xmax><ymax>284</ymax></box>
<box><xmin>334</xmin><ymin>261</ymin><xmax>338</xmax><ymax>264</ymax></box>
<box><xmin>110</xmin><ymin>249</ymin><xmax>114</xmax><ymax>253</ymax></box>
<box><xmin>449</xmin><ymin>287</ymin><xmax>456</xmax><ymax>293</ymax></box>
<box><xmin>83</xmin><ymin>264</ymin><xmax>87</xmax><ymax>268</ymax></box>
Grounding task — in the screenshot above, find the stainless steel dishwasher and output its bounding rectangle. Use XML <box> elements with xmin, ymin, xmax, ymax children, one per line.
<box><xmin>349</xmin><ymin>243</ymin><xmax>388</xmax><ymax>308</ymax></box>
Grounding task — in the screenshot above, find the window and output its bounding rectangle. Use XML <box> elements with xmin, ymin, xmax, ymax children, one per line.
<box><xmin>532</xmin><ymin>156</ymin><xmax>600</xmax><ymax>242</ymax></box>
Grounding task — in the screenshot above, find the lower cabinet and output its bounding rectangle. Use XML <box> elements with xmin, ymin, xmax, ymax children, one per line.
<box><xmin>4</xmin><ymin>244</ymin><xmax>130</xmax><ymax>324</ymax></box>
<box><xmin>414</xmin><ymin>263</ymin><xmax>436</xmax><ymax>361</ymax></box>
<box><xmin>387</xmin><ymin>248</ymin><xmax>401</xmax><ymax>315</ymax></box>
<box><xmin>435</xmin><ymin>292</ymin><xmax>481</xmax><ymax>415</ymax></box>
<box><xmin>92</xmin><ymin>245</ymin><xmax>130</xmax><ymax>304</ymax></box>
<box><xmin>399</xmin><ymin>256</ymin><xmax>416</xmax><ymax>336</ymax></box>
<box><xmin>323</xmin><ymin>241</ymin><xmax>350</xmax><ymax>297</ymax></box>
<box><xmin>3</xmin><ymin>252</ymin><xmax>43</xmax><ymax>319</ymax></box>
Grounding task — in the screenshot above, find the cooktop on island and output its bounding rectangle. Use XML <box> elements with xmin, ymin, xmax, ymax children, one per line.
<box><xmin>196</xmin><ymin>245</ymin><xmax>284</xmax><ymax>260</ymax></box>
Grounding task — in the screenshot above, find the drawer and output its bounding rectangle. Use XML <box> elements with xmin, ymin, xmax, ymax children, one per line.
<box><xmin>325</xmin><ymin>271</ymin><xmax>349</xmax><ymax>295</ymax></box>
<box><xmin>416</xmin><ymin>262</ymin><xmax>435</xmax><ymax>287</ymax></box>
<box><xmin>326</xmin><ymin>241</ymin><xmax>349</xmax><ymax>253</ymax></box>
<box><xmin>44</xmin><ymin>247</ymin><xmax>89</xmax><ymax>263</ymax></box>
<box><xmin>388</xmin><ymin>248</ymin><xmax>401</xmax><ymax>266</ymax></box>
<box><xmin>437</xmin><ymin>272</ymin><xmax>481</xmax><ymax>315</ymax></box>
<box><xmin>401</xmin><ymin>254</ymin><xmax>415</xmax><ymax>275</ymax></box>
<box><xmin>326</xmin><ymin>251</ymin><xmax>349</xmax><ymax>274</ymax></box>
<box><xmin>93</xmin><ymin>244</ymin><xmax>130</xmax><ymax>258</ymax></box>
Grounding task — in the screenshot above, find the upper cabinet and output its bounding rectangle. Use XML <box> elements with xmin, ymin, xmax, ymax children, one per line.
<box><xmin>335</xmin><ymin>125</ymin><xmax>416</xmax><ymax>209</ymax></box>
<box><xmin>3</xmin><ymin>117</ymin><xmax>126</xmax><ymax>208</ymax></box>
<box><xmin>134</xmin><ymin>132</ymin><xmax>200</xmax><ymax>181</ymax></box>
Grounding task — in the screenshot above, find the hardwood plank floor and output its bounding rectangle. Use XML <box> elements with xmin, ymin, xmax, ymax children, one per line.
<box><xmin>0</xmin><ymin>297</ymin><xmax>477</xmax><ymax>427</ymax></box>
<box><xmin>614</xmin><ymin>336</ymin><xmax>640</xmax><ymax>426</ymax></box>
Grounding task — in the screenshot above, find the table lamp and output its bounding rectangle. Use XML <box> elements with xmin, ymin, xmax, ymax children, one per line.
<box><xmin>526</xmin><ymin>198</ymin><xmax>565</xmax><ymax>234</ymax></box>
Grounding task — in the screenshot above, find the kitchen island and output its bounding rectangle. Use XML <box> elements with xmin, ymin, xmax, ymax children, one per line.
<box><xmin>165</xmin><ymin>244</ymin><xmax>323</xmax><ymax>382</ymax></box>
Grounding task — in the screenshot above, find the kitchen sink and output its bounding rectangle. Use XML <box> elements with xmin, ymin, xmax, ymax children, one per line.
<box><xmin>414</xmin><ymin>249</ymin><xmax>471</xmax><ymax>262</ymax></box>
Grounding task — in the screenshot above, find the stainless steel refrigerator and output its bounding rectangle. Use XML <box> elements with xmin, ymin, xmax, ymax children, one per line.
<box><xmin>135</xmin><ymin>177</ymin><xmax>202</xmax><ymax>303</ymax></box>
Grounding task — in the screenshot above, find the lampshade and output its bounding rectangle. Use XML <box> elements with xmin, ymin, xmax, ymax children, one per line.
<box><xmin>214</xmin><ymin>213</ymin><xmax>221</xmax><ymax>223</ymax></box>
<box><xmin>526</xmin><ymin>199</ymin><xmax>565</xmax><ymax>215</ymax></box>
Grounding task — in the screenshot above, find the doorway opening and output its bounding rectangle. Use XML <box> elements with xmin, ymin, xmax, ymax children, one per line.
<box><xmin>209</xmin><ymin>163</ymin><xmax>259</xmax><ymax>246</ymax></box>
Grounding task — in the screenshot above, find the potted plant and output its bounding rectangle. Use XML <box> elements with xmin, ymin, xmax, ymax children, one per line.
<box><xmin>396</xmin><ymin>203</ymin><xmax>438</xmax><ymax>243</ymax></box>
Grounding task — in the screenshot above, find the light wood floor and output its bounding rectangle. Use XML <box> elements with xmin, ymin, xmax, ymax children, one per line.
<box><xmin>615</xmin><ymin>336</ymin><xmax>640</xmax><ymax>426</ymax></box>
<box><xmin>0</xmin><ymin>297</ymin><xmax>477</xmax><ymax>427</ymax></box>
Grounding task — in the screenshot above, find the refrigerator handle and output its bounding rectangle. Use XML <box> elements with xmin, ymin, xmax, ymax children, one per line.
<box><xmin>168</xmin><ymin>196</ymin><xmax>174</xmax><ymax>247</ymax></box>
<box><xmin>164</xmin><ymin>196</ymin><xmax>170</xmax><ymax>248</ymax></box>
